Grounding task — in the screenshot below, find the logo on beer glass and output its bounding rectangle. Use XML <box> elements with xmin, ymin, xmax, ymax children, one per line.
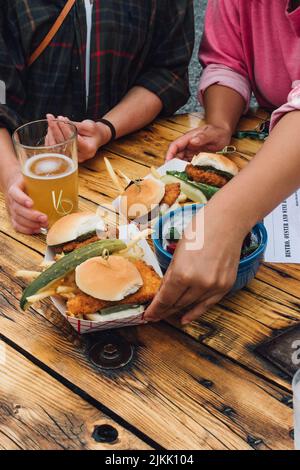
<box><xmin>0</xmin><ymin>80</ymin><xmax>6</xmax><ymax>104</ymax></box>
<box><xmin>52</xmin><ymin>190</ymin><xmax>74</xmax><ymax>216</ymax></box>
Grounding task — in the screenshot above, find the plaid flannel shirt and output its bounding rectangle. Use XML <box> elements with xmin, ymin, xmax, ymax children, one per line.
<box><xmin>0</xmin><ymin>0</ymin><xmax>194</xmax><ymax>133</ymax></box>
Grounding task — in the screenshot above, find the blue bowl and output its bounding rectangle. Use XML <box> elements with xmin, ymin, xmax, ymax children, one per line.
<box><xmin>152</xmin><ymin>204</ymin><xmax>268</xmax><ymax>292</ymax></box>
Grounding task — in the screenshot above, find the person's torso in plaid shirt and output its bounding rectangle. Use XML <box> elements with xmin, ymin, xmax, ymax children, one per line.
<box><xmin>0</xmin><ymin>0</ymin><xmax>194</xmax><ymax>132</ymax></box>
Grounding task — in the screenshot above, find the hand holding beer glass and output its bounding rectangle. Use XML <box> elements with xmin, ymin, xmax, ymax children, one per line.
<box><xmin>13</xmin><ymin>119</ymin><xmax>79</xmax><ymax>229</ymax></box>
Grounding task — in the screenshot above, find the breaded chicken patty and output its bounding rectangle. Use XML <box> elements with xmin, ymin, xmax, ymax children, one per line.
<box><xmin>60</xmin><ymin>227</ymin><xmax>119</xmax><ymax>253</ymax></box>
<box><xmin>161</xmin><ymin>183</ymin><xmax>181</xmax><ymax>207</ymax></box>
<box><xmin>186</xmin><ymin>164</ymin><xmax>227</xmax><ymax>188</ymax></box>
<box><xmin>62</xmin><ymin>235</ymin><xmax>99</xmax><ymax>253</ymax></box>
<box><xmin>67</xmin><ymin>259</ymin><xmax>161</xmax><ymax>317</ymax></box>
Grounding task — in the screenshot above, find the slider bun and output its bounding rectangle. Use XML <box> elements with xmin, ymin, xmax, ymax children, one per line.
<box><xmin>191</xmin><ymin>152</ymin><xmax>239</xmax><ymax>176</ymax></box>
<box><xmin>75</xmin><ymin>255</ymin><xmax>143</xmax><ymax>301</ymax></box>
<box><xmin>120</xmin><ymin>178</ymin><xmax>165</xmax><ymax>220</ymax></box>
<box><xmin>46</xmin><ymin>211</ymin><xmax>106</xmax><ymax>246</ymax></box>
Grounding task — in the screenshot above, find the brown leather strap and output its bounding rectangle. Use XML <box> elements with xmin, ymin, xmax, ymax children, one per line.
<box><xmin>28</xmin><ymin>0</ymin><xmax>76</xmax><ymax>67</ymax></box>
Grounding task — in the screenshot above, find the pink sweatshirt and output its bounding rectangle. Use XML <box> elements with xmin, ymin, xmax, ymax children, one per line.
<box><xmin>199</xmin><ymin>0</ymin><xmax>300</xmax><ymax>130</ymax></box>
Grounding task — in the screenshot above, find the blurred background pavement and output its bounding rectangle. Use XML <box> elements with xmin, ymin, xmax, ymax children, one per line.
<box><xmin>179</xmin><ymin>0</ymin><xmax>207</xmax><ymax>113</ymax></box>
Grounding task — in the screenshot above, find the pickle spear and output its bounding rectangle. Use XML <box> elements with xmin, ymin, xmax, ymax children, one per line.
<box><xmin>20</xmin><ymin>239</ymin><xmax>126</xmax><ymax>310</ymax></box>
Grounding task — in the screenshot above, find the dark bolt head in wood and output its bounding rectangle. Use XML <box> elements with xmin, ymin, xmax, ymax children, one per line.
<box><xmin>88</xmin><ymin>336</ymin><xmax>134</xmax><ymax>370</ymax></box>
<box><xmin>92</xmin><ymin>424</ymin><xmax>119</xmax><ymax>443</ymax></box>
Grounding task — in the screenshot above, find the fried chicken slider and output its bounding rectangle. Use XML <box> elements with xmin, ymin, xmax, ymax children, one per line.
<box><xmin>68</xmin><ymin>255</ymin><xmax>161</xmax><ymax>321</ymax></box>
<box><xmin>120</xmin><ymin>178</ymin><xmax>181</xmax><ymax>222</ymax></box>
<box><xmin>47</xmin><ymin>211</ymin><xmax>117</xmax><ymax>254</ymax></box>
<box><xmin>186</xmin><ymin>153</ymin><xmax>239</xmax><ymax>188</ymax></box>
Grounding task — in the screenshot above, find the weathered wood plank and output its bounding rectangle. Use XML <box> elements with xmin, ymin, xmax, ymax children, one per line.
<box><xmin>168</xmin><ymin>267</ymin><xmax>300</xmax><ymax>389</ymax></box>
<box><xmin>0</xmin><ymin>232</ymin><xmax>294</xmax><ymax>450</ymax></box>
<box><xmin>156</xmin><ymin>111</ymin><xmax>267</xmax><ymax>136</ymax></box>
<box><xmin>257</xmin><ymin>263</ymin><xmax>300</xmax><ymax>298</ymax></box>
<box><xmin>156</xmin><ymin>113</ymin><xmax>205</xmax><ymax>133</ymax></box>
<box><xmin>106</xmin><ymin>123</ymin><xmax>183</xmax><ymax>168</ymax></box>
<box><xmin>0</xmin><ymin>342</ymin><xmax>150</xmax><ymax>450</ymax></box>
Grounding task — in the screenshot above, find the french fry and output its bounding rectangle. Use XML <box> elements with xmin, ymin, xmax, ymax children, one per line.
<box><xmin>178</xmin><ymin>193</ymin><xmax>188</xmax><ymax>203</ymax></box>
<box><xmin>40</xmin><ymin>260</ymin><xmax>56</xmax><ymax>269</ymax></box>
<box><xmin>116</xmin><ymin>169</ymin><xmax>131</xmax><ymax>186</ymax></box>
<box><xmin>120</xmin><ymin>242</ymin><xmax>145</xmax><ymax>261</ymax></box>
<box><xmin>150</xmin><ymin>166</ymin><xmax>162</xmax><ymax>180</ymax></box>
<box><xmin>104</xmin><ymin>157</ymin><xmax>125</xmax><ymax>193</ymax></box>
<box><xmin>56</xmin><ymin>286</ymin><xmax>76</xmax><ymax>294</ymax></box>
<box><xmin>26</xmin><ymin>289</ymin><xmax>57</xmax><ymax>304</ymax></box>
<box><xmin>16</xmin><ymin>270</ymin><xmax>41</xmax><ymax>280</ymax></box>
<box><xmin>120</xmin><ymin>228</ymin><xmax>154</xmax><ymax>255</ymax></box>
<box><xmin>60</xmin><ymin>293</ymin><xmax>76</xmax><ymax>300</ymax></box>
<box><xmin>66</xmin><ymin>310</ymin><xmax>76</xmax><ymax>318</ymax></box>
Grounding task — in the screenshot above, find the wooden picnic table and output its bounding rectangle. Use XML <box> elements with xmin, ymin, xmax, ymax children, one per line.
<box><xmin>0</xmin><ymin>109</ymin><xmax>297</xmax><ymax>450</ymax></box>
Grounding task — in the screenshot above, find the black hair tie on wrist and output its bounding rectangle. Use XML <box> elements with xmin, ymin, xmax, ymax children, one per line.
<box><xmin>98</xmin><ymin>118</ymin><xmax>116</xmax><ymax>144</ymax></box>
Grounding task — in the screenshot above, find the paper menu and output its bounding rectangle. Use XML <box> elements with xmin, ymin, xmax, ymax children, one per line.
<box><xmin>264</xmin><ymin>191</ymin><xmax>300</xmax><ymax>263</ymax></box>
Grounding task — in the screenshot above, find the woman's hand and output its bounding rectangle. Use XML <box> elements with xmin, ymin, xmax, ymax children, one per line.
<box><xmin>72</xmin><ymin>119</ymin><xmax>111</xmax><ymax>162</ymax></box>
<box><xmin>46</xmin><ymin>115</ymin><xmax>111</xmax><ymax>163</ymax></box>
<box><xmin>144</xmin><ymin>206</ymin><xmax>244</xmax><ymax>325</ymax></box>
<box><xmin>4</xmin><ymin>174</ymin><xmax>48</xmax><ymax>234</ymax></box>
<box><xmin>166</xmin><ymin>124</ymin><xmax>232</xmax><ymax>161</ymax></box>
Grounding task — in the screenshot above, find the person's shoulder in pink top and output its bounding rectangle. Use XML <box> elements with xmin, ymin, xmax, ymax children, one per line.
<box><xmin>199</xmin><ymin>0</ymin><xmax>300</xmax><ymax>129</ymax></box>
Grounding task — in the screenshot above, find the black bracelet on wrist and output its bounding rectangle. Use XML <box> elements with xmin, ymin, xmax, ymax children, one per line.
<box><xmin>98</xmin><ymin>118</ymin><xmax>116</xmax><ymax>144</ymax></box>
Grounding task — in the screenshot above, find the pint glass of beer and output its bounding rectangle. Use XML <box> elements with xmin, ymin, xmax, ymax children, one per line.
<box><xmin>13</xmin><ymin>119</ymin><xmax>78</xmax><ymax>227</ymax></box>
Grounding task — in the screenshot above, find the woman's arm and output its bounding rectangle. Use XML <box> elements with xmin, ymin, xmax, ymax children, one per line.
<box><xmin>166</xmin><ymin>0</ymin><xmax>250</xmax><ymax>161</ymax></box>
<box><xmin>0</xmin><ymin>8</ymin><xmax>47</xmax><ymax>233</ymax></box>
<box><xmin>0</xmin><ymin>128</ymin><xmax>20</xmax><ymax>192</ymax></box>
<box><xmin>213</xmin><ymin>110</ymin><xmax>300</xmax><ymax>229</ymax></box>
<box><xmin>102</xmin><ymin>86</ymin><xmax>163</xmax><ymax>138</ymax></box>
<box><xmin>52</xmin><ymin>86</ymin><xmax>163</xmax><ymax>162</ymax></box>
<box><xmin>67</xmin><ymin>83</ymin><xmax>244</xmax><ymax>163</ymax></box>
<box><xmin>203</xmin><ymin>84</ymin><xmax>245</xmax><ymax>135</ymax></box>
<box><xmin>166</xmin><ymin>84</ymin><xmax>245</xmax><ymax>160</ymax></box>
<box><xmin>145</xmin><ymin>110</ymin><xmax>300</xmax><ymax>324</ymax></box>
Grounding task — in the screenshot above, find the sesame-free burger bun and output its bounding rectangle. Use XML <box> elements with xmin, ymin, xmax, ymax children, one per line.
<box><xmin>46</xmin><ymin>211</ymin><xmax>107</xmax><ymax>246</ymax></box>
<box><xmin>191</xmin><ymin>152</ymin><xmax>239</xmax><ymax>176</ymax></box>
<box><xmin>75</xmin><ymin>255</ymin><xmax>143</xmax><ymax>301</ymax></box>
<box><xmin>120</xmin><ymin>179</ymin><xmax>165</xmax><ymax>220</ymax></box>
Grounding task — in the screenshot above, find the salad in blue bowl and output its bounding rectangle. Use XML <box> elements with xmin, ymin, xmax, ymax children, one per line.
<box><xmin>152</xmin><ymin>204</ymin><xmax>268</xmax><ymax>292</ymax></box>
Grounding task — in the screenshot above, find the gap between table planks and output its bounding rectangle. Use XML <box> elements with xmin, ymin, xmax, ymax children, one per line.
<box><xmin>0</xmin><ymin>342</ymin><xmax>151</xmax><ymax>450</ymax></box>
<box><xmin>0</xmin><ymin>231</ymin><xmax>294</xmax><ymax>450</ymax></box>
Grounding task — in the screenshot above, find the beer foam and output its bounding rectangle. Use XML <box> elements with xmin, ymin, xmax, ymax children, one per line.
<box><xmin>35</xmin><ymin>159</ymin><xmax>61</xmax><ymax>175</ymax></box>
<box><xmin>23</xmin><ymin>154</ymin><xmax>76</xmax><ymax>180</ymax></box>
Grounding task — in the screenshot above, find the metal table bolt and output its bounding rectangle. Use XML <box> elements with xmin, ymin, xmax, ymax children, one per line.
<box><xmin>88</xmin><ymin>336</ymin><xmax>134</xmax><ymax>370</ymax></box>
<box><xmin>92</xmin><ymin>424</ymin><xmax>119</xmax><ymax>443</ymax></box>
